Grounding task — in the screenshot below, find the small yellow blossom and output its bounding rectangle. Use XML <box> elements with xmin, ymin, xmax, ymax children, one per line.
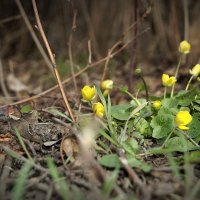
<box><xmin>162</xmin><ymin>74</ymin><xmax>176</xmax><ymax>87</ymax></box>
<box><xmin>152</xmin><ymin>100</ymin><xmax>161</xmax><ymax>110</ymax></box>
<box><xmin>92</xmin><ymin>102</ymin><xmax>105</xmax><ymax>118</ymax></box>
<box><xmin>189</xmin><ymin>64</ymin><xmax>200</xmax><ymax>77</ymax></box>
<box><xmin>103</xmin><ymin>89</ymin><xmax>110</xmax><ymax>97</ymax></box>
<box><xmin>175</xmin><ymin>111</ymin><xmax>192</xmax><ymax>130</ymax></box>
<box><xmin>81</xmin><ymin>85</ymin><xmax>96</xmax><ymax>101</ymax></box>
<box><xmin>101</xmin><ymin>80</ymin><xmax>113</xmax><ymax>90</ymax></box>
<box><xmin>179</xmin><ymin>40</ymin><xmax>191</xmax><ymax>54</ymax></box>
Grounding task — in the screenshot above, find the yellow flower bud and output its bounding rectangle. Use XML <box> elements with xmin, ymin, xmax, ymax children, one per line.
<box><xmin>162</xmin><ymin>74</ymin><xmax>176</xmax><ymax>87</ymax></box>
<box><xmin>189</xmin><ymin>64</ymin><xmax>200</xmax><ymax>77</ymax></box>
<box><xmin>175</xmin><ymin>111</ymin><xmax>192</xmax><ymax>130</ymax></box>
<box><xmin>92</xmin><ymin>102</ymin><xmax>105</xmax><ymax>118</ymax></box>
<box><xmin>103</xmin><ymin>89</ymin><xmax>110</xmax><ymax>97</ymax></box>
<box><xmin>81</xmin><ymin>85</ymin><xmax>96</xmax><ymax>101</ymax></box>
<box><xmin>152</xmin><ymin>100</ymin><xmax>161</xmax><ymax>110</ymax></box>
<box><xmin>101</xmin><ymin>80</ymin><xmax>113</xmax><ymax>90</ymax></box>
<box><xmin>179</xmin><ymin>40</ymin><xmax>191</xmax><ymax>54</ymax></box>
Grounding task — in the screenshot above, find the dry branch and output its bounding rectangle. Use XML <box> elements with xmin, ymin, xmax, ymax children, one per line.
<box><xmin>31</xmin><ymin>0</ymin><xmax>75</xmax><ymax>123</ymax></box>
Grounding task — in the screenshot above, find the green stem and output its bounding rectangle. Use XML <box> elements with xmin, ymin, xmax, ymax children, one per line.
<box><xmin>185</xmin><ymin>75</ymin><xmax>194</xmax><ymax>91</ymax></box>
<box><xmin>161</xmin><ymin>128</ymin><xmax>175</xmax><ymax>149</ymax></box>
<box><xmin>164</xmin><ymin>86</ymin><xmax>167</xmax><ymax>99</ymax></box>
<box><xmin>125</xmin><ymin>90</ymin><xmax>141</xmax><ymax>106</ymax></box>
<box><xmin>171</xmin><ymin>55</ymin><xmax>182</xmax><ymax>97</ymax></box>
<box><xmin>178</xmin><ymin>129</ymin><xmax>199</xmax><ymax>147</ymax></box>
<box><xmin>139</xmin><ymin>75</ymin><xmax>149</xmax><ymax>102</ymax></box>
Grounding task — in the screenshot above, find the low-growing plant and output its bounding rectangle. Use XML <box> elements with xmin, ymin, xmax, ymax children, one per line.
<box><xmin>80</xmin><ymin>40</ymin><xmax>200</xmax><ymax>170</ymax></box>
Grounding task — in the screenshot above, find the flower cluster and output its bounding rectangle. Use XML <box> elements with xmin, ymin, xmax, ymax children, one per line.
<box><xmin>81</xmin><ymin>80</ymin><xmax>113</xmax><ymax>118</ymax></box>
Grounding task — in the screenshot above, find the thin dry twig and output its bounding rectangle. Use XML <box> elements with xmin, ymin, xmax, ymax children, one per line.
<box><xmin>101</xmin><ymin>41</ymin><xmax>123</xmax><ymax>82</ymax></box>
<box><xmin>31</xmin><ymin>0</ymin><xmax>75</xmax><ymax>122</ymax></box>
<box><xmin>0</xmin><ymin>59</ymin><xmax>10</xmax><ymax>99</ymax></box>
<box><xmin>88</xmin><ymin>40</ymin><xmax>92</xmax><ymax>65</ymax></box>
<box><xmin>129</xmin><ymin>0</ymin><xmax>140</xmax><ymax>92</ymax></box>
<box><xmin>15</xmin><ymin>0</ymin><xmax>53</xmax><ymax>73</ymax></box>
<box><xmin>68</xmin><ymin>9</ymin><xmax>78</xmax><ymax>93</ymax></box>
<box><xmin>80</xmin><ymin>0</ymin><xmax>101</xmax><ymax>60</ymax></box>
<box><xmin>0</xmin><ymin>15</ymin><xmax>21</xmax><ymax>25</ymax></box>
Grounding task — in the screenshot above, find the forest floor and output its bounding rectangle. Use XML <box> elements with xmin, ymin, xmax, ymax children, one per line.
<box><xmin>0</xmin><ymin>56</ymin><xmax>200</xmax><ymax>200</ymax></box>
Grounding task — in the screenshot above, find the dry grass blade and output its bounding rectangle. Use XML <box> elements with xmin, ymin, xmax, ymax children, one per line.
<box><xmin>31</xmin><ymin>0</ymin><xmax>75</xmax><ymax>123</ymax></box>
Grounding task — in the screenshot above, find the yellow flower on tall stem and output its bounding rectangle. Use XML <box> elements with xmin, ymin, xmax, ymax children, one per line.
<box><xmin>175</xmin><ymin>111</ymin><xmax>192</xmax><ymax>130</ymax></box>
<box><xmin>101</xmin><ymin>80</ymin><xmax>113</xmax><ymax>97</ymax></box>
<box><xmin>81</xmin><ymin>85</ymin><xmax>96</xmax><ymax>101</ymax></box>
<box><xmin>178</xmin><ymin>40</ymin><xmax>191</xmax><ymax>54</ymax></box>
<box><xmin>162</xmin><ymin>74</ymin><xmax>176</xmax><ymax>98</ymax></box>
<box><xmin>186</xmin><ymin>64</ymin><xmax>200</xmax><ymax>91</ymax></box>
<box><xmin>171</xmin><ymin>40</ymin><xmax>191</xmax><ymax>97</ymax></box>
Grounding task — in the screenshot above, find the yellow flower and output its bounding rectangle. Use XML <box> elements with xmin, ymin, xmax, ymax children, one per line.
<box><xmin>162</xmin><ymin>74</ymin><xmax>176</xmax><ymax>87</ymax></box>
<box><xmin>101</xmin><ymin>80</ymin><xmax>113</xmax><ymax>90</ymax></box>
<box><xmin>81</xmin><ymin>85</ymin><xmax>96</xmax><ymax>101</ymax></box>
<box><xmin>152</xmin><ymin>100</ymin><xmax>161</xmax><ymax>110</ymax></box>
<box><xmin>189</xmin><ymin>64</ymin><xmax>200</xmax><ymax>77</ymax></box>
<box><xmin>103</xmin><ymin>89</ymin><xmax>110</xmax><ymax>97</ymax></box>
<box><xmin>179</xmin><ymin>40</ymin><xmax>191</xmax><ymax>54</ymax></box>
<box><xmin>92</xmin><ymin>102</ymin><xmax>105</xmax><ymax>118</ymax></box>
<box><xmin>175</xmin><ymin>111</ymin><xmax>192</xmax><ymax>130</ymax></box>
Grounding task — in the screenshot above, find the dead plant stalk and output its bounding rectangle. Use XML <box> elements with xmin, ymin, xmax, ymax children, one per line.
<box><xmin>68</xmin><ymin>9</ymin><xmax>78</xmax><ymax>93</ymax></box>
<box><xmin>31</xmin><ymin>0</ymin><xmax>75</xmax><ymax>123</ymax></box>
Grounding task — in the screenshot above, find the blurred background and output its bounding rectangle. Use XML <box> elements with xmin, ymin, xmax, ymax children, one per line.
<box><xmin>0</xmin><ymin>0</ymin><xmax>200</xmax><ymax>101</ymax></box>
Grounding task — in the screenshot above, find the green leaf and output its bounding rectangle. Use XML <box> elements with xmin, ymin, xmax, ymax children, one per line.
<box><xmin>165</xmin><ymin>136</ymin><xmax>195</xmax><ymax>152</ymax></box>
<box><xmin>47</xmin><ymin>157</ymin><xmax>69</xmax><ymax>200</ymax></box>
<box><xmin>111</xmin><ymin>103</ymin><xmax>132</xmax><ymax>120</ymax></box>
<box><xmin>185</xmin><ymin>151</ymin><xmax>200</xmax><ymax>163</ymax></box>
<box><xmin>99</xmin><ymin>154</ymin><xmax>121</xmax><ymax>168</ymax></box>
<box><xmin>161</xmin><ymin>98</ymin><xmax>178</xmax><ymax>108</ymax></box>
<box><xmin>134</xmin><ymin>118</ymin><xmax>151</xmax><ymax>137</ymax></box>
<box><xmin>11</xmin><ymin>162</ymin><xmax>32</xmax><ymax>200</ymax></box>
<box><xmin>48</xmin><ymin>108</ymin><xmax>73</xmax><ymax>123</ymax></box>
<box><xmin>175</xmin><ymin>89</ymin><xmax>196</xmax><ymax>106</ymax></box>
<box><xmin>150</xmin><ymin>112</ymin><xmax>175</xmax><ymax>139</ymax></box>
<box><xmin>188</xmin><ymin>113</ymin><xmax>200</xmax><ymax>138</ymax></box>
<box><xmin>20</xmin><ymin>105</ymin><xmax>32</xmax><ymax>113</ymax></box>
<box><xmin>101</xmin><ymin>167</ymin><xmax>119</xmax><ymax>196</ymax></box>
<box><xmin>121</xmin><ymin>138</ymin><xmax>139</xmax><ymax>155</ymax></box>
<box><xmin>127</xmin><ymin>156</ymin><xmax>152</xmax><ymax>172</ymax></box>
<box><xmin>120</xmin><ymin>86</ymin><xmax>128</xmax><ymax>93</ymax></box>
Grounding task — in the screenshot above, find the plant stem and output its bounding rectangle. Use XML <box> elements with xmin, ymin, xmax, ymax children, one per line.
<box><xmin>161</xmin><ymin>128</ymin><xmax>175</xmax><ymax>149</ymax></box>
<box><xmin>171</xmin><ymin>55</ymin><xmax>182</xmax><ymax>97</ymax></box>
<box><xmin>178</xmin><ymin>129</ymin><xmax>199</xmax><ymax>147</ymax></box>
<box><xmin>164</xmin><ymin>86</ymin><xmax>167</xmax><ymax>99</ymax></box>
<box><xmin>125</xmin><ymin>90</ymin><xmax>141</xmax><ymax>106</ymax></box>
<box><xmin>139</xmin><ymin>75</ymin><xmax>149</xmax><ymax>102</ymax></box>
<box><xmin>185</xmin><ymin>75</ymin><xmax>194</xmax><ymax>91</ymax></box>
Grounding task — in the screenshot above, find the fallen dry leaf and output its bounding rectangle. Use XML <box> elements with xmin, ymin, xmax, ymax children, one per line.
<box><xmin>6</xmin><ymin>73</ymin><xmax>28</xmax><ymax>93</ymax></box>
